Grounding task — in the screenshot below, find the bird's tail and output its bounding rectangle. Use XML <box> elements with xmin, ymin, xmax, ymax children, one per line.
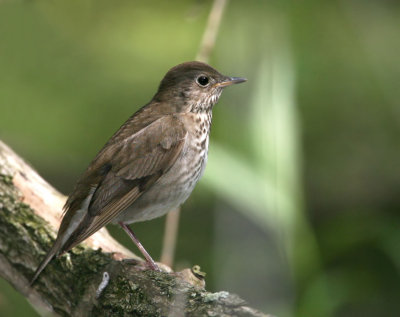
<box><xmin>30</xmin><ymin>238</ymin><xmax>63</xmax><ymax>285</ymax></box>
<box><xmin>30</xmin><ymin>206</ymin><xmax>93</xmax><ymax>285</ymax></box>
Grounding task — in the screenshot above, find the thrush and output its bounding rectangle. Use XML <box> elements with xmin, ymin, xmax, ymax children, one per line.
<box><xmin>31</xmin><ymin>61</ymin><xmax>246</xmax><ymax>284</ymax></box>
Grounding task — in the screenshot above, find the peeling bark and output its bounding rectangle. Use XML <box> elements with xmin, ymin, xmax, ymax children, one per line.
<box><xmin>0</xmin><ymin>140</ymin><xmax>270</xmax><ymax>317</ymax></box>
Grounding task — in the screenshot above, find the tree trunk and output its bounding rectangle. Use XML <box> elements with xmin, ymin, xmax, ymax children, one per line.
<box><xmin>0</xmin><ymin>140</ymin><xmax>270</xmax><ymax>317</ymax></box>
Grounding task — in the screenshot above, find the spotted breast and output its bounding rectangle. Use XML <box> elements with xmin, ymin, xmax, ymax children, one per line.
<box><xmin>113</xmin><ymin>111</ymin><xmax>212</xmax><ymax>224</ymax></box>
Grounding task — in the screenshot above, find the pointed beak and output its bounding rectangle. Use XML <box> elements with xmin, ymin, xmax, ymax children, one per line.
<box><xmin>215</xmin><ymin>76</ymin><xmax>247</xmax><ymax>88</ymax></box>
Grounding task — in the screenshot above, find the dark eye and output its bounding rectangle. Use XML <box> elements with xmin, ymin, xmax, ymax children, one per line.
<box><xmin>197</xmin><ymin>76</ymin><xmax>209</xmax><ymax>86</ymax></box>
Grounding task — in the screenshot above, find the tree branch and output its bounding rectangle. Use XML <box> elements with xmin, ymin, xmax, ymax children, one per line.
<box><xmin>0</xmin><ymin>140</ymin><xmax>270</xmax><ymax>316</ymax></box>
<box><xmin>196</xmin><ymin>0</ymin><xmax>229</xmax><ymax>63</ymax></box>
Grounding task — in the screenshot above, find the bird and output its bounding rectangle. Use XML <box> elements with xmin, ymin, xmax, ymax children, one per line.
<box><xmin>30</xmin><ymin>61</ymin><xmax>246</xmax><ymax>284</ymax></box>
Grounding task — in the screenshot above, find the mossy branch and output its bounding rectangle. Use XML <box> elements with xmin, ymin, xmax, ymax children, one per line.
<box><xmin>0</xmin><ymin>140</ymin><xmax>269</xmax><ymax>317</ymax></box>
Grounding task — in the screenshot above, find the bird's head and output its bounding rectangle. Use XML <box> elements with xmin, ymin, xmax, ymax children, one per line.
<box><xmin>153</xmin><ymin>61</ymin><xmax>246</xmax><ymax>113</ymax></box>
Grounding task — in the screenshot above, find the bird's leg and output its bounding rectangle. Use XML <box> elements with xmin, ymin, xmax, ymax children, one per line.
<box><xmin>119</xmin><ymin>222</ymin><xmax>160</xmax><ymax>271</ymax></box>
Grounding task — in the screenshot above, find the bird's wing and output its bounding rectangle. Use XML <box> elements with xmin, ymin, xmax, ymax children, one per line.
<box><xmin>61</xmin><ymin>114</ymin><xmax>187</xmax><ymax>251</ymax></box>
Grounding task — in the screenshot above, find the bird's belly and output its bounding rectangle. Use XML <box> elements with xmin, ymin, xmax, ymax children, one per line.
<box><xmin>113</xmin><ymin>139</ymin><xmax>208</xmax><ymax>224</ymax></box>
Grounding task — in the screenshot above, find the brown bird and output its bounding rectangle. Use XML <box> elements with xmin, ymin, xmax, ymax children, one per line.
<box><xmin>31</xmin><ymin>61</ymin><xmax>246</xmax><ymax>284</ymax></box>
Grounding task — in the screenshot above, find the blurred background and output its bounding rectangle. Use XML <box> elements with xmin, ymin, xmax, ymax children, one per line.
<box><xmin>1</xmin><ymin>0</ymin><xmax>400</xmax><ymax>316</ymax></box>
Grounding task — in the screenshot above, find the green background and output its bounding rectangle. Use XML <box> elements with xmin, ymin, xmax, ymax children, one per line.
<box><xmin>1</xmin><ymin>0</ymin><xmax>399</xmax><ymax>316</ymax></box>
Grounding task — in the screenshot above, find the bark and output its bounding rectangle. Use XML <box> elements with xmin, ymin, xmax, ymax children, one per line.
<box><xmin>0</xmin><ymin>140</ymin><xmax>270</xmax><ymax>317</ymax></box>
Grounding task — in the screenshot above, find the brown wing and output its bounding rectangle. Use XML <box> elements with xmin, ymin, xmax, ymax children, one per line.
<box><xmin>60</xmin><ymin>114</ymin><xmax>187</xmax><ymax>251</ymax></box>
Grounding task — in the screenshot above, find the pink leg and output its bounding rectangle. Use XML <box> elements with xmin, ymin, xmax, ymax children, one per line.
<box><xmin>119</xmin><ymin>222</ymin><xmax>160</xmax><ymax>271</ymax></box>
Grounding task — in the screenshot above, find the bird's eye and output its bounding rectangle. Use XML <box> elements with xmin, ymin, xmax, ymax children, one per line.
<box><xmin>196</xmin><ymin>76</ymin><xmax>209</xmax><ymax>87</ymax></box>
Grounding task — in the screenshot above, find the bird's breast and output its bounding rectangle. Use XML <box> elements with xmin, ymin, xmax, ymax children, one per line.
<box><xmin>172</xmin><ymin>111</ymin><xmax>212</xmax><ymax>190</ymax></box>
<box><xmin>114</xmin><ymin>112</ymin><xmax>213</xmax><ymax>224</ymax></box>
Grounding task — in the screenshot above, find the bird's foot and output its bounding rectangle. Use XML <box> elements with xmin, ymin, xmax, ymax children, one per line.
<box><xmin>123</xmin><ymin>258</ymin><xmax>162</xmax><ymax>272</ymax></box>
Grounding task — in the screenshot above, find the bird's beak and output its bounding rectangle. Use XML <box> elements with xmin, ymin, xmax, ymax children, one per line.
<box><xmin>215</xmin><ymin>76</ymin><xmax>247</xmax><ymax>88</ymax></box>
